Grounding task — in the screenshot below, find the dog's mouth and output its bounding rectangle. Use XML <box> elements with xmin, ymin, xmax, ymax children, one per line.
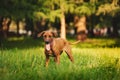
<box><xmin>45</xmin><ymin>44</ymin><xmax>51</xmax><ymax>51</ymax></box>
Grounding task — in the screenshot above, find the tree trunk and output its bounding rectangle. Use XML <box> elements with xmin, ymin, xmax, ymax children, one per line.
<box><xmin>0</xmin><ymin>17</ymin><xmax>3</xmax><ymax>48</ymax></box>
<box><xmin>2</xmin><ymin>18</ymin><xmax>11</xmax><ymax>38</ymax></box>
<box><xmin>60</xmin><ymin>2</ymin><xmax>66</xmax><ymax>39</ymax></box>
<box><xmin>16</xmin><ymin>20</ymin><xmax>20</xmax><ymax>36</ymax></box>
<box><xmin>74</xmin><ymin>15</ymin><xmax>87</xmax><ymax>41</ymax></box>
<box><xmin>60</xmin><ymin>11</ymin><xmax>66</xmax><ymax>39</ymax></box>
<box><xmin>112</xmin><ymin>17</ymin><xmax>119</xmax><ymax>37</ymax></box>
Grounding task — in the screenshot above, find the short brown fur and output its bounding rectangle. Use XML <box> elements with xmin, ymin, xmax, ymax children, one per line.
<box><xmin>37</xmin><ymin>30</ymin><xmax>74</xmax><ymax>67</ymax></box>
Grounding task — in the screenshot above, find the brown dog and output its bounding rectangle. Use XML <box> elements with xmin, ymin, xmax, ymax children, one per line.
<box><xmin>37</xmin><ymin>30</ymin><xmax>74</xmax><ymax>67</ymax></box>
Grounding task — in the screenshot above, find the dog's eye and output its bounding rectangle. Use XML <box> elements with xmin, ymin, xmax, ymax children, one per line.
<box><xmin>49</xmin><ymin>36</ymin><xmax>52</xmax><ymax>38</ymax></box>
<box><xmin>43</xmin><ymin>35</ymin><xmax>47</xmax><ymax>38</ymax></box>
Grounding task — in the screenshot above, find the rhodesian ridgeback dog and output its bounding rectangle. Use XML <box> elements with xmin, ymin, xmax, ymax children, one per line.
<box><xmin>37</xmin><ymin>30</ymin><xmax>74</xmax><ymax>67</ymax></box>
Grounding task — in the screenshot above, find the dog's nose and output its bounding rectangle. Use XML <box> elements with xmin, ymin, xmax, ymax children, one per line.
<box><xmin>45</xmin><ymin>41</ymin><xmax>50</xmax><ymax>44</ymax></box>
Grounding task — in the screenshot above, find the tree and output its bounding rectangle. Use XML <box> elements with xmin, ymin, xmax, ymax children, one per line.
<box><xmin>0</xmin><ymin>0</ymin><xmax>41</xmax><ymax>37</ymax></box>
<box><xmin>34</xmin><ymin>0</ymin><xmax>76</xmax><ymax>39</ymax></box>
<box><xmin>73</xmin><ymin>1</ymin><xmax>96</xmax><ymax>40</ymax></box>
<box><xmin>96</xmin><ymin>0</ymin><xmax>120</xmax><ymax>37</ymax></box>
<box><xmin>1</xmin><ymin>0</ymin><xmax>120</xmax><ymax>39</ymax></box>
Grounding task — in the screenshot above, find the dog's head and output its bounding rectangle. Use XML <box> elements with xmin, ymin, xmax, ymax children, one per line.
<box><xmin>37</xmin><ymin>31</ymin><xmax>57</xmax><ymax>44</ymax></box>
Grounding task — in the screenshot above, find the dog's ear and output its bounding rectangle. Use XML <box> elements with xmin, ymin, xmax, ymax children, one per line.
<box><xmin>52</xmin><ymin>32</ymin><xmax>58</xmax><ymax>37</ymax></box>
<box><xmin>37</xmin><ymin>31</ymin><xmax>45</xmax><ymax>37</ymax></box>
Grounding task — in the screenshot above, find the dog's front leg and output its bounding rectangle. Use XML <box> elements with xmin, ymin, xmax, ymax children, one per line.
<box><xmin>45</xmin><ymin>55</ymin><xmax>50</xmax><ymax>67</ymax></box>
<box><xmin>54</xmin><ymin>55</ymin><xmax>60</xmax><ymax>65</ymax></box>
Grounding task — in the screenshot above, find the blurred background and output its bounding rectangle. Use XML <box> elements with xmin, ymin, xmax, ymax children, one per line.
<box><xmin>0</xmin><ymin>0</ymin><xmax>120</xmax><ymax>42</ymax></box>
<box><xmin>0</xmin><ymin>1</ymin><xmax>120</xmax><ymax>80</ymax></box>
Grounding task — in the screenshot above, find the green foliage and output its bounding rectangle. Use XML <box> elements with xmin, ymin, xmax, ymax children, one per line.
<box><xmin>48</xmin><ymin>10</ymin><xmax>62</xmax><ymax>22</ymax></box>
<box><xmin>34</xmin><ymin>0</ymin><xmax>75</xmax><ymax>22</ymax></box>
<box><xmin>0</xmin><ymin>0</ymin><xmax>120</xmax><ymax>30</ymax></box>
<box><xmin>65</xmin><ymin>3</ymin><xmax>75</xmax><ymax>13</ymax></box>
<box><xmin>96</xmin><ymin>3</ymin><xmax>120</xmax><ymax>16</ymax></box>
<box><xmin>0</xmin><ymin>0</ymin><xmax>120</xmax><ymax>19</ymax></box>
<box><xmin>34</xmin><ymin>12</ymin><xmax>47</xmax><ymax>20</ymax></box>
<box><xmin>75</xmin><ymin>3</ymin><xmax>96</xmax><ymax>16</ymax></box>
<box><xmin>0</xmin><ymin>0</ymin><xmax>39</xmax><ymax>20</ymax></box>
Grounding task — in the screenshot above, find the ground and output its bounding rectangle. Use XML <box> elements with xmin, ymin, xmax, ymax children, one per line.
<box><xmin>0</xmin><ymin>37</ymin><xmax>120</xmax><ymax>80</ymax></box>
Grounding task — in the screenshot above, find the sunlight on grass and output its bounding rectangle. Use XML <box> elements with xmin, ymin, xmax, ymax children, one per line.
<box><xmin>73</xmin><ymin>38</ymin><xmax>118</xmax><ymax>48</ymax></box>
<box><xmin>0</xmin><ymin>37</ymin><xmax>120</xmax><ymax>80</ymax></box>
<box><xmin>7</xmin><ymin>37</ymin><xmax>25</xmax><ymax>41</ymax></box>
<box><xmin>1</xmin><ymin>47</ymin><xmax>120</xmax><ymax>80</ymax></box>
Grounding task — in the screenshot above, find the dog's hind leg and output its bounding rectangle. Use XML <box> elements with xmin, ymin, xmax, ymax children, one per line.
<box><xmin>64</xmin><ymin>45</ymin><xmax>74</xmax><ymax>63</ymax></box>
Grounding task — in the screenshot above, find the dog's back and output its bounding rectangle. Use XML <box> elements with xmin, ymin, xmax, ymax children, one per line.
<box><xmin>51</xmin><ymin>38</ymin><xmax>68</xmax><ymax>52</ymax></box>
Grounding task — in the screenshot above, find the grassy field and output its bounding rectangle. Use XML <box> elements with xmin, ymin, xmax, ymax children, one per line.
<box><xmin>0</xmin><ymin>37</ymin><xmax>120</xmax><ymax>80</ymax></box>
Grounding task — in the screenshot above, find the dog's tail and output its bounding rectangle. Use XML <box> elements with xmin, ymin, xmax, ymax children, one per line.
<box><xmin>69</xmin><ymin>40</ymin><xmax>81</xmax><ymax>45</ymax></box>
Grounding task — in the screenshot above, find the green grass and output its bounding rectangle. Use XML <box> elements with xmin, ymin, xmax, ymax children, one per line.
<box><xmin>0</xmin><ymin>37</ymin><xmax>120</xmax><ymax>80</ymax></box>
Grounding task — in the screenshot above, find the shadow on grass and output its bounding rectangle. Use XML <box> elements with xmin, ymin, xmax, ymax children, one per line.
<box><xmin>113</xmin><ymin>38</ymin><xmax>120</xmax><ymax>47</ymax></box>
<box><xmin>1</xmin><ymin>37</ymin><xmax>44</xmax><ymax>50</ymax></box>
<box><xmin>74</xmin><ymin>38</ymin><xmax>120</xmax><ymax>48</ymax></box>
<box><xmin>74</xmin><ymin>65</ymin><xmax>120</xmax><ymax>80</ymax></box>
<box><xmin>1</xmin><ymin>37</ymin><xmax>120</xmax><ymax>50</ymax></box>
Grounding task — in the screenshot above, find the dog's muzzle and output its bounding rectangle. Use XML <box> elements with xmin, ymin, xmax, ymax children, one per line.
<box><xmin>45</xmin><ymin>41</ymin><xmax>50</xmax><ymax>44</ymax></box>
